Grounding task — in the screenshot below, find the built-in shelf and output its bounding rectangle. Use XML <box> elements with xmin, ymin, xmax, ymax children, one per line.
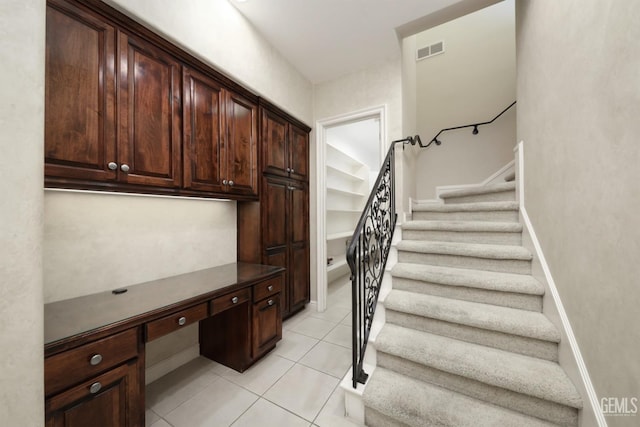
<box><xmin>326</xmin><ymin>164</ymin><xmax>366</xmax><ymax>182</ymax></box>
<box><xmin>327</xmin><ymin>231</ymin><xmax>353</xmax><ymax>241</ymax></box>
<box><xmin>327</xmin><ymin>208</ymin><xmax>362</xmax><ymax>214</ymax></box>
<box><xmin>327</xmin><ymin>186</ymin><xmax>365</xmax><ymax>197</ymax></box>
<box><xmin>327</xmin><ymin>253</ymin><xmax>347</xmax><ymax>273</ymax></box>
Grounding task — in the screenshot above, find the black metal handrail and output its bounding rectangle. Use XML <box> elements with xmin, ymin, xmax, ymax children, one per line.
<box><xmin>347</xmin><ymin>134</ymin><xmax>421</xmax><ymax>388</ymax></box>
<box><xmin>409</xmin><ymin>101</ymin><xmax>516</xmax><ymax>149</ymax></box>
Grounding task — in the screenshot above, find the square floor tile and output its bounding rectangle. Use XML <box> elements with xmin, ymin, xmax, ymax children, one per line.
<box><xmin>323</xmin><ymin>324</ymin><xmax>352</xmax><ymax>349</ymax></box>
<box><xmin>309</xmin><ymin>305</ymin><xmax>351</xmax><ymax>323</ymax></box>
<box><xmin>273</xmin><ymin>330</ymin><xmax>319</xmax><ymax>361</ymax></box>
<box><xmin>146</xmin><ymin>357</ymin><xmax>219</xmax><ymax>416</ymax></box>
<box><xmin>231</xmin><ymin>398</ymin><xmax>310</xmax><ymax>427</ymax></box>
<box><xmin>327</xmin><ymin>292</ymin><xmax>353</xmax><ymax>310</ymax></box>
<box><xmin>299</xmin><ymin>341</ymin><xmax>352</xmax><ymax>379</ymax></box>
<box><xmin>315</xmin><ymin>387</ymin><xmax>363</xmax><ymax>427</ymax></box>
<box><xmin>149</xmin><ymin>419</ymin><xmax>171</xmax><ymax>427</ymax></box>
<box><xmin>340</xmin><ymin>312</ymin><xmax>352</xmax><ymax>326</ymax></box>
<box><xmin>263</xmin><ymin>364</ymin><xmax>339</xmax><ymax>422</ymax></box>
<box><xmin>212</xmin><ymin>353</ymin><xmax>294</xmax><ymax>395</ymax></box>
<box><xmin>145</xmin><ymin>409</ymin><xmax>160</xmax><ymax>427</ymax></box>
<box><xmin>288</xmin><ymin>316</ymin><xmax>337</xmax><ymax>339</ymax></box>
<box><xmin>164</xmin><ymin>376</ymin><xmax>258</xmax><ymax>427</ymax></box>
<box><xmin>283</xmin><ymin>310</ymin><xmax>312</xmax><ymax>331</ymax></box>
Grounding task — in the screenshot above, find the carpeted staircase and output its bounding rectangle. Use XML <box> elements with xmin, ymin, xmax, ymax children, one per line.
<box><xmin>362</xmin><ymin>180</ymin><xmax>583</xmax><ymax>426</ymax></box>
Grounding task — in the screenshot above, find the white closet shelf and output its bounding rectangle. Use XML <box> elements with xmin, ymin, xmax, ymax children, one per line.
<box><xmin>327</xmin><ymin>231</ymin><xmax>353</xmax><ymax>241</ymax></box>
<box><xmin>326</xmin><ymin>143</ymin><xmax>367</xmax><ymax>167</ymax></box>
<box><xmin>327</xmin><ymin>208</ymin><xmax>362</xmax><ymax>214</ymax></box>
<box><xmin>326</xmin><ymin>164</ymin><xmax>366</xmax><ymax>182</ymax></box>
<box><xmin>327</xmin><ymin>253</ymin><xmax>348</xmax><ymax>273</ymax></box>
<box><xmin>327</xmin><ymin>186</ymin><xmax>365</xmax><ymax>197</ymax></box>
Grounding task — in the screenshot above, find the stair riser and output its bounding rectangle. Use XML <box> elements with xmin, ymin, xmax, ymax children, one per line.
<box><xmin>402</xmin><ymin>229</ymin><xmax>522</xmax><ymax>246</ymax></box>
<box><xmin>412</xmin><ymin>210</ymin><xmax>519</xmax><ymax>222</ymax></box>
<box><xmin>444</xmin><ymin>190</ymin><xmax>516</xmax><ymax>204</ymax></box>
<box><xmin>386</xmin><ymin>310</ymin><xmax>558</xmax><ymax>361</ymax></box>
<box><xmin>377</xmin><ymin>353</ymin><xmax>578</xmax><ymax>426</ymax></box>
<box><xmin>397</xmin><ymin>251</ymin><xmax>532</xmax><ymax>275</ymax></box>
<box><xmin>392</xmin><ymin>277</ymin><xmax>543</xmax><ymax>312</ymax></box>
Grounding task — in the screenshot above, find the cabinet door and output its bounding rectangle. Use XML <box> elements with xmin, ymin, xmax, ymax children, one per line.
<box><xmin>45</xmin><ymin>361</ymin><xmax>142</xmax><ymax>427</ymax></box>
<box><xmin>252</xmin><ymin>294</ymin><xmax>282</xmax><ymax>359</ymax></box>
<box><xmin>288</xmin><ymin>183</ymin><xmax>310</xmax><ymax>312</ymax></box>
<box><xmin>45</xmin><ymin>0</ymin><xmax>116</xmax><ymax>182</ymax></box>
<box><xmin>182</xmin><ymin>68</ymin><xmax>224</xmax><ymax>193</ymax></box>
<box><xmin>262</xmin><ymin>177</ymin><xmax>288</xmax><ymax>251</ymax></box>
<box><xmin>261</xmin><ymin>108</ymin><xmax>289</xmax><ymax>177</ymax></box>
<box><xmin>288</xmin><ymin>124</ymin><xmax>309</xmax><ymax>182</ymax></box>
<box><xmin>118</xmin><ymin>33</ymin><xmax>181</xmax><ymax>188</ymax></box>
<box><xmin>225</xmin><ymin>91</ymin><xmax>258</xmax><ymax>196</ymax></box>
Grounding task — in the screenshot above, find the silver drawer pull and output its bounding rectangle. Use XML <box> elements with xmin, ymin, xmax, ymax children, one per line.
<box><xmin>267</xmin><ymin>285</ymin><xmax>273</xmax><ymax>292</ymax></box>
<box><xmin>231</xmin><ymin>296</ymin><xmax>239</xmax><ymax>304</ymax></box>
<box><xmin>107</xmin><ymin>162</ymin><xmax>117</xmax><ymax>170</ymax></box>
<box><xmin>268</xmin><ymin>299</ymin><xmax>274</xmax><ymax>306</ymax></box>
<box><xmin>178</xmin><ymin>316</ymin><xmax>187</xmax><ymax>326</ymax></box>
<box><xmin>89</xmin><ymin>382</ymin><xmax>102</xmax><ymax>394</ymax></box>
<box><xmin>89</xmin><ymin>354</ymin><xmax>103</xmax><ymax>366</ymax></box>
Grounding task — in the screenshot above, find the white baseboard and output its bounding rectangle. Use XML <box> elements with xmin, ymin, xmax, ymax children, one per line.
<box><xmin>434</xmin><ymin>160</ymin><xmax>515</xmax><ymax>198</ymax></box>
<box><xmin>516</xmin><ymin>141</ymin><xmax>606</xmax><ymax>427</ymax></box>
<box><xmin>145</xmin><ymin>344</ymin><xmax>200</xmax><ymax>385</ymax></box>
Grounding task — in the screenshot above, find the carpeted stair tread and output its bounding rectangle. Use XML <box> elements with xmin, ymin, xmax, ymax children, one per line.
<box><xmin>402</xmin><ymin>220</ymin><xmax>522</xmax><ymax>232</ymax></box>
<box><xmin>412</xmin><ymin>200</ymin><xmax>519</xmax><ymax>212</ymax></box>
<box><xmin>375</xmin><ymin>324</ymin><xmax>583</xmax><ymax>409</ymax></box>
<box><xmin>384</xmin><ymin>290</ymin><xmax>559</xmax><ymax>342</ymax></box>
<box><xmin>440</xmin><ymin>181</ymin><xmax>516</xmax><ymax>200</ymax></box>
<box><xmin>392</xmin><ymin>263</ymin><xmax>544</xmax><ymax>295</ymax></box>
<box><xmin>364</xmin><ymin>367</ymin><xmax>559</xmax><ymax>427</ymax></box>
<box><xmin>397</xmin><ymin>240</ymin><xmax>533</xmax><ymax>261</ymax></box>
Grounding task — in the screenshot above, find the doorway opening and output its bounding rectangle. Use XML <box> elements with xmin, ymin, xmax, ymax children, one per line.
<box><xmin>315</xmin><ymin>105</ymin><xmax>386</xmax><ymax>312</ymax></box>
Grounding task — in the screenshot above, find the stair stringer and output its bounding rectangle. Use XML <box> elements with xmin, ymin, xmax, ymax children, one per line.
<box><xmin>339</xmin><ymin>221</ymin><xmax>402</xmax><ymax>425</ymax></box>
<box><xmin>516</xmin><ymin>141</ymin><xmax>605</xmax><ymax>427</ymax></box>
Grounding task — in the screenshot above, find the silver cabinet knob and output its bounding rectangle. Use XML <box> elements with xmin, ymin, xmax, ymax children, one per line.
<box><xmin>267</xmin><ymin>299</ymin><xmax>274</xmax><ymax>306</ymax></box>
<box><xmin>290</xmin><ymin>169</ymin><xmax>295</xmax><ymax>174</ymax></box>
<box><xmin>178</xmin><ymin>316</ymin><xmax>186</xmax><ymax>326</ymax></box>
<box><xmin>107</xmin><ymin>162</ymin><xmax>118</xmax><ymax>171</ymax></box>
<box><xmin>120</xmin><ymin>164</ymin><xmax>130</xmax><ymax>173</ymax></box>
<box><xmin>286</xmin><ymin>167</ymin><xmax>291</xmax><ymax>173</ymax></box>
<box><xmin>89</xmin><ymin>382</ymin><xmax>102</xmax><ymax>394</ymax></box>
<box><xmin>228</xmin><ymin>180</ymin><xmax>234</xmax><ymax>187</ymax></box>
<box><xmin>222</xmin><ymin>179</ymin><xmax>228</xmax><ymax>185</ymax></box>
<box><xmin>267</xmin><ymin>285</ymin><xmax>273</xmax><ymax>292</ymax></box>
<box><xmin>231</xmin><ymin>296</ymin><xmax>239</xmax><ymax>304</ymax></box>
<box><xmin>89</xmin><ymin>354</ymin><xmax>103</xmax><ymax>366</ymax></box>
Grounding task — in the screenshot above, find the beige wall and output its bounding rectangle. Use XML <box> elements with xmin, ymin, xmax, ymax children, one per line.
<box><xmin>42</xmin><ymin>0</ymin><xmax>312</xmax><ymax>382</ymax></box>
<box><xmin>414</xmin><ymin>0</ymin><xmax>516</xmax><ymax>199</ymax></box>
<box><xmin>517</xmin><ymin>1</ymin><xmax>640</xmax><ymax>426</ymax></box>
<box><xmin>0</xmin><ymin>0</ymin><xmax>45</xmax><ymax>424</ymax></box>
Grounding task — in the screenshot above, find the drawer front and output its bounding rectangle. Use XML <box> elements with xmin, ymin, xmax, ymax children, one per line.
<box><xmin>210</xmin><ymin>287</ymin><xmax>250</xmax><ymax>314</ymax></box>
<box><xmin>45</xmin><ymin>328</ymin><xmax>138</xmax><ymax>396</ymax></box>
<box><xmin>253</xmin><ymin>275</ymin><xmax>283</xmax><ymax>303</ymax></box>
<box><xmin>145</xmin><ymin>303</ymin><xmax>208</xmax><ymax>342</ymax></box>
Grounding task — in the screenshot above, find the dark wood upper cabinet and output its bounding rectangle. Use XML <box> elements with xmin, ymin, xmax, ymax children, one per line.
<box><xmin>183</xmin><ymin>68</ymin><xmax>225</xmax><ymax>193</ymax></box>
<box><xmin>261</xmin><ymin>108</ymin><xmax>309</xmax><ymax>182</ymax></box>
<box><xmin>224</xmin><ymin>91</ymin><xmax>258</xmax><ymax>196</ymax></box>
<box><xmin>45</xmin><ymin>0</ymin><xmax>259</xmax><ymax>200</ymax></box>
<box><xmin>118</xmin><ymin>33</ymin><xmax>182</xmax><ymax>188</ymax></box>
<box><xmin>45</xmin><ymin>0</ymin><xmax>117</xmax><ymax>182</ymax></box>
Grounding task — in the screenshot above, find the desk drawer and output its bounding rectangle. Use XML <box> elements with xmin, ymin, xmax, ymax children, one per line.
<box><xmin>253</xmin><ymin>276</ymin><xmax>283</xmax><ymax>303</ymax></box>
<box><xmin>146</xmin><ymin>303</ymin><xmax>208</xmax><ymax>342</ymax></box>
<box><xmin>210</xmin><ymin>288</ymin><xmax>250</xmax><ymax>314</ymax></box>
<box><xmin>45</xmin><ymin>328</ymin><xmax>138</xmax><ymax>396</ymax></box>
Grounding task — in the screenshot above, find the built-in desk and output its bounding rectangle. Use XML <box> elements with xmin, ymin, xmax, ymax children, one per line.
<box><xmin>44</xmin><ymin>262</ymin><xmax>285</xmax><ymax>427</ymax></box>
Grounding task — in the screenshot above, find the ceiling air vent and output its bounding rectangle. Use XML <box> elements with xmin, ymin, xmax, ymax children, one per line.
<box><xmin>416</xmin><ymin>41</ymin><xmax>445</xmax><ymax>61</ymax></box>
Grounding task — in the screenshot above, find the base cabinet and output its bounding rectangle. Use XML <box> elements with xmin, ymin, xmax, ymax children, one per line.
<box><xmin>46</xmin><ymin>360</ymin><xmax>142</xmax><ymax>427</ymax></box>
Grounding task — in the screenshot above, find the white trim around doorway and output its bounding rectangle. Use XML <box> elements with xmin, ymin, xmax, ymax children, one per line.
<box><xmin>314</xmin><ymin>105</ymin><xmax>387</xmax><ymax>312</ymax></box>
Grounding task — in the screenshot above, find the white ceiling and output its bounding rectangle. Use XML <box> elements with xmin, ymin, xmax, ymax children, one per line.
<box><xmin>228</xmin><ymin>0</ymin><xmax>496</xmax><ymax>84</ymax></box>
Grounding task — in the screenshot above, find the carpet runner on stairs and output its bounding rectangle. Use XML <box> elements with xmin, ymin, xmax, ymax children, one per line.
<box><xmin>362</xmin><ymin>181</ymin><xmax>582</xmax><ymax>426</ymax></box>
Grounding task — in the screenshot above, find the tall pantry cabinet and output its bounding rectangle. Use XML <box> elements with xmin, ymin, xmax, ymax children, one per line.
<box><xmin>239</xmin><ymin>101</ymin><xmax>311</xmax><ymax>318</ymax></box>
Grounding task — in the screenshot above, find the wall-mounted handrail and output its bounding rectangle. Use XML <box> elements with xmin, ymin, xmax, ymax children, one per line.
<box><xmin>347</xmin><ymin>134</ymin><xmax>420</xmax><ymax>388</ymax></box>
<box><xmin>409</xmin><ymin>101</ymin><xmax>516</xmax><ymax>149</ymax></box>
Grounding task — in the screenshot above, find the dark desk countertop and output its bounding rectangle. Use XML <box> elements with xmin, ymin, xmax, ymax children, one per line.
<box><xmin>45</xmin><ymin>262</ymin><xmax>284</xmax><ymax>351</ymax></box>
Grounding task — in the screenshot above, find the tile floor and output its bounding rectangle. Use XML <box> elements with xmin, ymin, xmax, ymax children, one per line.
<box><xmin>145</xmin><ymin>277</ymin><xmax>363</xmax><ymax>427</ymax></box>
